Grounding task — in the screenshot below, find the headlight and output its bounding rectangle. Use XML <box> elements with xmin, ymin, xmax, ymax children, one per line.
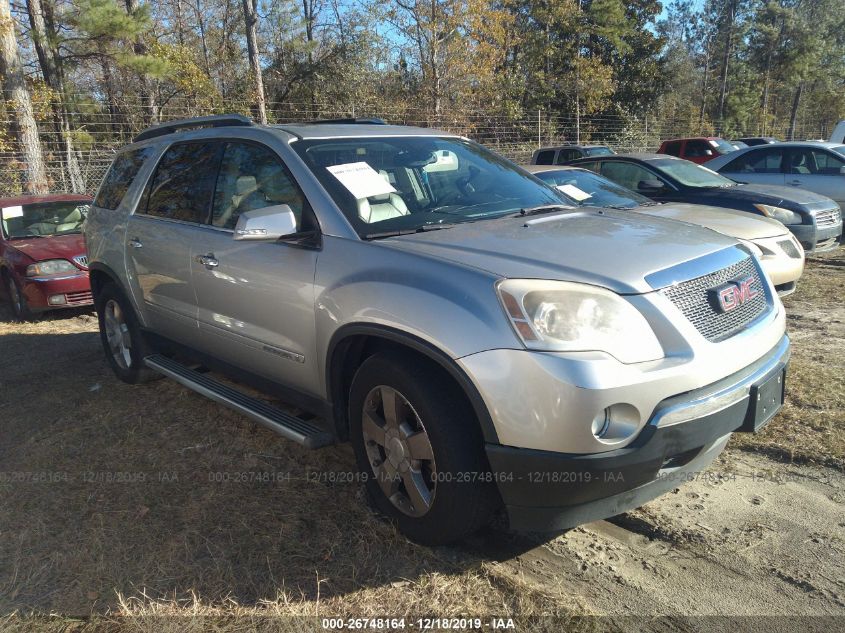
<box><xmin>753</xmin><ymin>204</ymin><xmax>802</xmax><ymax>225</ymax></box>
<box><xmin>497</xmin><ymin>279</ymin><xmax>664</xmax><ymax>363</ymax></box>
<box><xmin>26</xmin><ymin>259</ymin><xmax>77</xmax><ymax>276</ymax></box>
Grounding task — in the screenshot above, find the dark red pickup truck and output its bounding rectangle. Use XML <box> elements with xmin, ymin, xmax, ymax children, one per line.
<box><xmin>0</xmin><ymin>194</ymin><xmax>93</xmax><ymax>319</ymax></box>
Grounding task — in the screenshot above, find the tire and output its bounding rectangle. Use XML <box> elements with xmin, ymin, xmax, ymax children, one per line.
<box><xmin>349</xmin><ymin>351</ymin><xmax>499</xmax><ymax>545</ymax></box>
<box><xmin>95</xmin><ymin>282</ymin><xmax>159</xmax><ymax>384</ymax></box>
<box><xmin>6</xmin><ymin>274</ymin><xmax>32</xmax><ymax>321</ymax></box>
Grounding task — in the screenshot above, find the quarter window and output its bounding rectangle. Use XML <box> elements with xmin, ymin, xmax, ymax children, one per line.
<box><xmin>95</xmin><ymin>147</ymin><xmax>154</xmax><ymax>210</ymax></box>
<box><xmin>534</xmin><ymin>150</ymin><xmax>555</xmax><ymax>165</ymax></box>
<box><xmin>211</xmin><ymin>143</ymin><xmax>308</xmax><ymax>230</ymax></box>
<box><xmin>143</xmin><ymin>142</ymin><xmax>221</xmax><ymax>223</ymax></box>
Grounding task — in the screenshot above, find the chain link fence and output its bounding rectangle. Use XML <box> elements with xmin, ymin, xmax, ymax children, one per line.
<box><xmin>0</xmin><ymin>94</ymin><xmax>835</xmax><ymax>197</ymax></box>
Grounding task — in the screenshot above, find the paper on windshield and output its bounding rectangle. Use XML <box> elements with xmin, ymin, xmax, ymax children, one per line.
<box><xmin>557</xmin><ymin>184</ymin><xmax>592</xmax><ymax>202</ymax></box>
<box><xmin>2</xmin><ymin>205</ymin><xmax>23</xmax><ymax>218</ymax></box>
<box><xmin>326</xmin><ymin>162</ymin><xmax>396</xmax><ymax>200</ymax></box>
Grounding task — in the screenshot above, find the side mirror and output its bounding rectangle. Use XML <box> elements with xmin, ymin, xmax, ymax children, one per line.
<box><xmin>234</xmin><ymin>204</ymin><xmax>297</xmax><ymax>241</ymax></box>
<box><xmin>704</xmin><ymin>149</ymin><xmax>714</xmax><ymax>156</ymax></box>
<box><xmin>839</xmin><ymin>166</ymin><xmax>845</xmax><ymax>175</ymax></box>
<box><xmin>638</xmin><ymin>179</ymin><xmax>665</xmax><ymax>192</ymax></box>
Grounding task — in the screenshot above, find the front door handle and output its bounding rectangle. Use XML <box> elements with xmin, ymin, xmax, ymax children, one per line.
<box><xmin>788</xmin><ymin>179</ymin><xmax>803</xmax><ymax>186</ymax></box>
<box><xmin>128</xmin><ymin>238</ymin><xmax>143</xmax><ymax>248</ymax></box>
<box><xmin>195</xmin><ymin>253</ymin><xmax>219</xmax><ymax>269</ymax></box>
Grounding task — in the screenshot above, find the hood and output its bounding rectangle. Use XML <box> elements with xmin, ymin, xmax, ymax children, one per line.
<box><xmin>8</xmin><ymin>233</ymin><xmax>87</xmax><ymax>266</ymax></box>
<box><xmin>638</xmin><ymin>203</ymin><xmax>787</xmax><ymax>240</ymax></box>
<box><xmin>380</xmin><ymin>209</ymin><xmax>737</xmax><ymax>294</ymax></box>
<box><xmin>703</xmin><ymin>183</ymin><xmax>832</xmax><ymax>208</ymax></box>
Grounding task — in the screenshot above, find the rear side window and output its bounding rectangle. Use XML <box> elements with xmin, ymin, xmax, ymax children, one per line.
<box><xmin>94</xmin><ymin>147</ymin><xmax>153</xmax><ymax>210</ymax></box>
<box><xmin>662</xmin><ymin>141</ymin><xmax>682</xmax><ymax>156</ymax></box>
<box><xmin>142</xmin><ymin>142</ymin><xmax>222</xmax><ymax>223</ymax></box>
<box><xmin>534</xmin><ymin>150</ymin><xmax>555</xmax><ymax>165</ymax></box>
<box><xmin>684</xmin><ymin>140</ymin><xmax>711</xmax><ymax>158</ymax></box>
<box><xmin>555</xmin><ymin>149</ymin><xmax>578</xmax><ymax>164</ymax></box>
<box><xmin>722</xmin><ymin>149</ymin><xmax>784</xmax><ymax>174</ymax></box>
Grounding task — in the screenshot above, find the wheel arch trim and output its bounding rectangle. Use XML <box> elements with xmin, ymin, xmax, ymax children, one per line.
<box><xmin>326</xmin><ymin>323</ymin><xmax>499</xmax><ymax>444</ymax></box>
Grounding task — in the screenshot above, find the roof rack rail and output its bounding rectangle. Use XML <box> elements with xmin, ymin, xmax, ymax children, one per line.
<box><xmin>304</xmin><ymin>117</ymin><xmax>387</xmax><ymax>125</ymax></box>
<box><xmin>133</xmin><ymin>114</ymin><xmax>254</xmax><ymax>143</ymax></box>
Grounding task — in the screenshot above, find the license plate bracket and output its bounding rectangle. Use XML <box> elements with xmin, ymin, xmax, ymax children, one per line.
<box><xmin>740</xmin><ymin>368</ymin><xmax>786</xmax><ymax>433</ymax></box>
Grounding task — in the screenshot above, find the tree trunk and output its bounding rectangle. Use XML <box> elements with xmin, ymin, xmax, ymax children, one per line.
<box><xmin>241</xmin><ymin>0</ymin><xmax>267</xmax><ymax>124</ymax></box>
<box><xmin>787</xmin><ymin>82</ymin><xmax>803</xmax><ymax>141</ymax></box>
<box><xmin>716</xmin><ymin>0</ymin><xmax>737</xmax><ymax>131</ymax></box>
<box><xmin>0</xmin><ymin>0</ymin><xmax>48</xmax><ymax>193</ymax></box>
<box><xmin>27</xmin><ymin>0</ymin><xmax>84</xmax><ymax>192</ymax></box>
<box><xmin>124</xmin><ymin>0</ymin><xmax>158</xmax><ymax>126</ymax></box>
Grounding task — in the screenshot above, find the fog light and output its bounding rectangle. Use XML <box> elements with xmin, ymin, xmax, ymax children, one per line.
<box><xmin>48</xmin><ymin>294</ymin><xmax>67</xmax><ymax>305</ymax></box>
<box><xmin>591</xmin><ymin>404</ymin><xmax>641</xmax><ymax>444</ymax></box>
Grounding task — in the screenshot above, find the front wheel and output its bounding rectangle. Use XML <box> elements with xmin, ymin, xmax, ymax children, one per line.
<box><xmin>95</xmin><ymin>283</ymin><xmax>159</xmax><ymax>384</ymax></box>
<box><xmin>349</xmin><ymin>352</ymin><xmax>498</xmax><ymax>545</ymax></box>
<box><xmin>6</xmin><ymin>275</ymin><xmax>32</xmax><ymax>321</ymax></box>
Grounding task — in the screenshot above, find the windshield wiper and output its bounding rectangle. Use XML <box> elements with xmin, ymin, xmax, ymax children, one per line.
<box><xmin>516</xmin><ymin>204</ymin><xmax>574</xmax><ymax>217</ymax></box>
<box><xmin>10</xmin><ymin>233</ymin><xmax>43</xmax><ymax>239</ymax></box>
<box><xmin>365</xmin><ymin>223</ymin><xmax>457</xmax><ymax>240</ymax></box>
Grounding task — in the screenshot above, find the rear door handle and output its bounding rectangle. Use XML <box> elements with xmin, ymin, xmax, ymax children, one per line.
<box><xmin>195</xmin><ymin>253</ymin><xmax>219</xmax><ymax>269</ymax></box>
<box><xmin>128</xmin><ymin>238</ymin><xmax>143</xmax><ymax>248</ymax></box>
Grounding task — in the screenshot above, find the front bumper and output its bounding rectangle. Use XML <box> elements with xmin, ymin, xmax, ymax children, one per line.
<box><xmin>21</xmin><ymin>271</ymin><xmax>92</xmax><ymax>311</ymax></box>
<box><xmin>485</xmin><ymin>335</ymin><xmax>789</xmax><ymax>532</ymax></box>
<box><xmin>789</xmin><ymin>220</ymin><xmax>842</xmax><ymax>253</ymax></box>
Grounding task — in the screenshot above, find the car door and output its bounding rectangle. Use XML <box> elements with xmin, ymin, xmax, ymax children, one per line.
<box><xmin>785</xmin><ymin>147</ymin><xmax>845</xmax><ymax>206</ymax></box>
<box><xmin>125</xmin><ymin>140</ymin><xmax>222</xmax><ymax>346</ymax></box>
<box><xmin>718</xmin><ymin>147</ymin><xmax>787</xmax><ymax>188</ymax></box>
<box><xmin>189</xmin><ymin>140</ymin><xmax>320</xmax><ymax>393</ymax></box>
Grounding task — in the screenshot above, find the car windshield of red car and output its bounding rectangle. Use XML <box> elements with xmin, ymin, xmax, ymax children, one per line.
<box><xmin>1</xmin><ymin>202</ymin><xmax>90</xmax><ymax>239</ymax></box>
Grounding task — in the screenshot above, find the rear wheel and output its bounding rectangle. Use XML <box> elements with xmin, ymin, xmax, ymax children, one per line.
<box><xmin>95</xmin><ymin>282</ymin><xmax>159</xmax><ymax>384</ymax></box>
<box><xmin>349</xmin><ymin>351</ymin><xmax>498</xmax><ymax>545</ymax></box>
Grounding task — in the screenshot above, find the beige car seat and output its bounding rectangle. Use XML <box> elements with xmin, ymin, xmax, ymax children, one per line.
<box><xmin>356</xmin><ymin>170</ymin><xmax>410</xmax><ymax>223</ymax></box>
<box><xmin>215</xmin><ymin>175</ymin><xmax>257</xmax><ymax>227</ymax></box>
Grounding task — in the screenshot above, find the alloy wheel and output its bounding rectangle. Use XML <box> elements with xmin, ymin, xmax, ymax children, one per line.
<box><xmin>361</xmin><ymin>385</ymin><xmax>437</xmax><ymax>517</ymax></box>
<box><xmin>103</xmin><ymin>299</ymin><xmax>132</xmax><ymax>369</ymax></box>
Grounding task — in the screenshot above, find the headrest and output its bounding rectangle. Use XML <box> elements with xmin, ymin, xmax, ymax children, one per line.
<box><xmin>236</xmin><ymin>176</ymin><xmax>257</xmax><ymax>196</ymax></box>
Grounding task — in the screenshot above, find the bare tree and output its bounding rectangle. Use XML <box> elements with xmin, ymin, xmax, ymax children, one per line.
<box><xmin>241</xmin><ymin>0</ymin><xmax>266</xmax><ymax>123</ymax></box>
<box><xmin>0</xmin><ymin>0</ymin><xmax>48</xmax><ymax>193</ymax></box>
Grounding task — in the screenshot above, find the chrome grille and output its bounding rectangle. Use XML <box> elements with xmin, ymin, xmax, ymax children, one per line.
<box><xmin>777</xmin><ymin>239</ymin><xmax>801</xmax><ymax>259</ymax></box>
<box><xmin>815</xmin><ymin>207</ymin><xmax>841</xmax><ymax>227</ymax></box>
<box><xmin>660</xmin><ymin>257</ymin><xmax>768</xmax><ymax>343</ymax></box>
<box><xmin>73</xmin><ymin>255</ymin><xmax>89</xmax><ymax>269</ymax></box>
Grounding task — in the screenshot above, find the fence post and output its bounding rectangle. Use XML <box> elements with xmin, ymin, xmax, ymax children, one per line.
<box><xmin>537</xmin><ymin>110</ymin><xmax>541</xmax><ymax>147</ymax></box>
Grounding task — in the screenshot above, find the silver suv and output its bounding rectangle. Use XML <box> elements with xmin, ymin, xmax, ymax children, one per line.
<box><xmin>85</xmin><ymin>115</ymin><xmax>790</xmax><ymax>545</ymax></box>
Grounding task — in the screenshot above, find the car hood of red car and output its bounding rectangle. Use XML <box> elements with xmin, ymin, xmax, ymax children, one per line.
<box><xmin>8</xmin><ymin>233</ymin><xmax>86</xmax><ymax>265</ymax></box>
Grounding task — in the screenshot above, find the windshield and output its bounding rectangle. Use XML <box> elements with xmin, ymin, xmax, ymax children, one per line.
<box><xmin>650</xmin><ymin>159</ymin><xmax>737</xmax><ymax>188</ymax></box>
<box><xmin>711</xmin><ymin>138</ymin><xmax>738</xmax><ymax>154</ymax></box>
<box><xmin>291</xmin><ymin>136</ymin><xmax>574</xmax><ymax>238</ymax></box>
<box><xmin>534</xmin><ymin>169</ymin><xmax>650</xmax><ymax>208</ymax></box>
<box><xmin>1</xmin><ymin>201</ymin><xmax>89</xmax><ymax>239</ymax></box>
<box><xmin>585</xmin><ymin>146</ymin><xmax>614</xmax><ymax>157</ymax></box>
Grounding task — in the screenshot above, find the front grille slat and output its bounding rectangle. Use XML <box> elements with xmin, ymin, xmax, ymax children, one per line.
<box><xmin>660</xmin><ymin>257</ymin><xmax>768</xmax><ymax>343</ymax></box>
<box><xmin>65</xmin><ymin>290</ymin><xmax>93</xmax><ymax>305</ymax></box>
<box><xmin>815</xmin><ymin>208</ymin><xmax>841</xmax><ymax>227</ymax></box>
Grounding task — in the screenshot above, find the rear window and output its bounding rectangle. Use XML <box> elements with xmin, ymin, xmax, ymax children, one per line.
<box><xmin>94</xmin><ymin>147</ymin><xmax>154</xmax><ymax>210</ymax></box>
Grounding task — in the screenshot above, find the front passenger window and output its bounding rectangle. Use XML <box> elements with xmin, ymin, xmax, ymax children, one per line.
<box><xmin>212</xmin><ymin>143</ymin><xmax>307</xmax><ymax>230</ymax></box>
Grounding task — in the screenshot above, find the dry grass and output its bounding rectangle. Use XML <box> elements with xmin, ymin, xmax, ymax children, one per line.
<box><xmin>1</xmin><ymin>250</ymin><xmax>844</xmax><ymax>632</ymax></box>
<box><xmin>730</xmin><ymin>249</ymin><xmax>845</xmax><ymax>467</ymax></box>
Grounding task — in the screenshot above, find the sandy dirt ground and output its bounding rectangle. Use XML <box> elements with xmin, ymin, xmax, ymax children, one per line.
<box><xmin>0</xmin><ymin>252</ymin><xmax>843</xmax><ymax>632</ymax></box>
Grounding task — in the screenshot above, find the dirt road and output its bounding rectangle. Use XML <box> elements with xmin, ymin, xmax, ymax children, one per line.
<box><xmin>1</xmin><ymin>253</ymin><xmax>844</xmax><ymax>632</ymax></box>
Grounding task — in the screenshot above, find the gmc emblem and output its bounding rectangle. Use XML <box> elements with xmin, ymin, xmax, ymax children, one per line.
<box><xmin>709</xmin><ymin>276</ymin><xmax>759</xmax><ymax>313</ymax></box>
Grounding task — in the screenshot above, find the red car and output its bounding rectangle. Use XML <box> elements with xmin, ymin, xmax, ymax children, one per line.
<box><xmin>0</xmin><ymin>194</ymin><xmax>93</xmax><ymax>319</ymax></box>
<box><xmin>657</xmin><ymin>137</ymin><xmax>737</xmax><ymax>164</ymax></box>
